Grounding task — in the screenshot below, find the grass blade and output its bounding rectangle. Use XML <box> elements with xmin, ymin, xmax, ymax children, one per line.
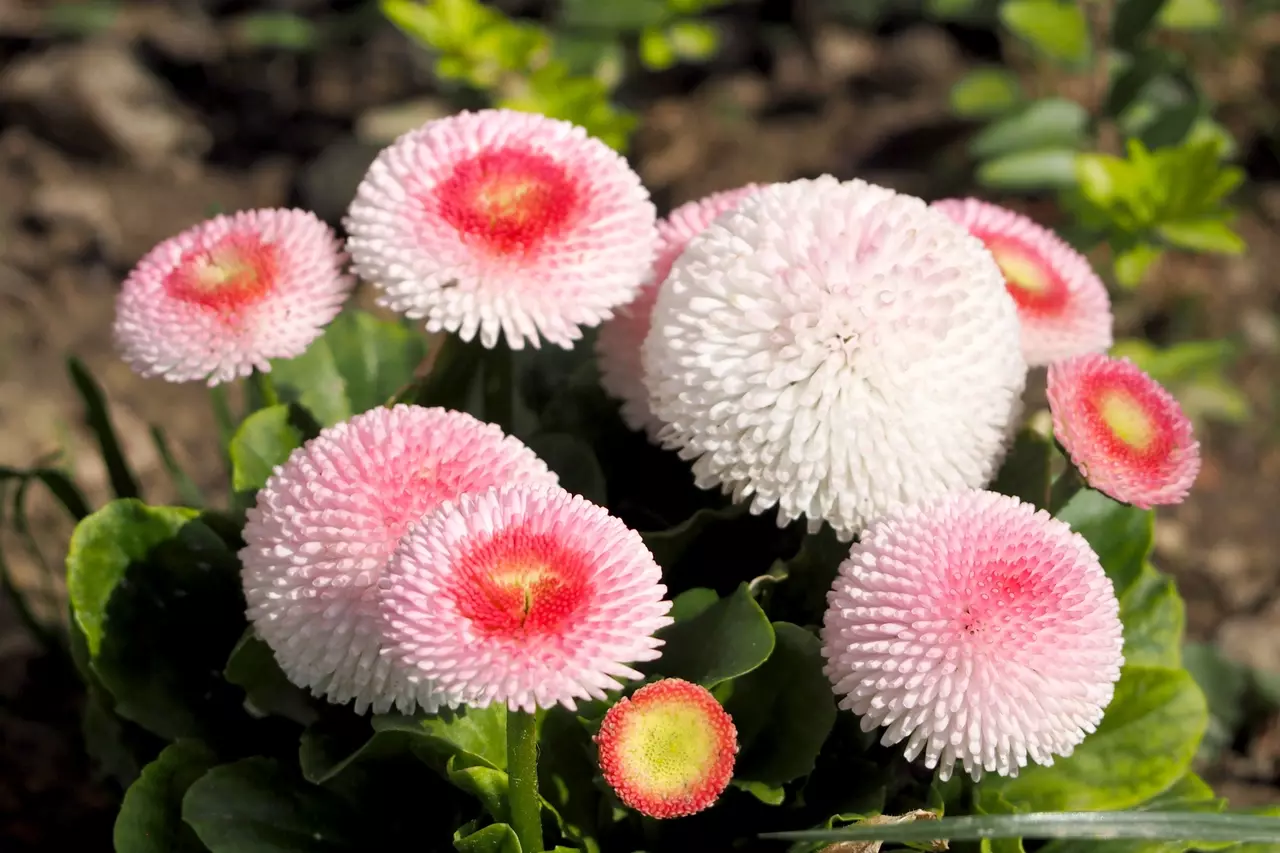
<box><xmin>67</xmin><ymin>357</ymin><xmax>141</xmax><ymax>500</ymax></box>
<box><xmin>149</xmin><ymin>426</ymin><xmax>204</xmax><ymax>508</ymax></box>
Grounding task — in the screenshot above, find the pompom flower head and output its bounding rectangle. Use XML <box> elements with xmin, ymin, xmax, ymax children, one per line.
<box><xmin>595</xmin><ymin>678</ymin><xmax>738</xmax><ymax>819</ymax></box>
<box><xmin>933</xmin><ymin>198</ymin><xmax>1112</xmax><ymax>366</ymax></box>
<box><xmin>114</xmin><ymin>208</ymin><xmax>351</xmax><ymax>385</ymax></box>
<box><xmin>643</xmin><ymin>176</ymin><xmax>1027</xmax><ymax>540</ymax></box>
<box><xmin>821</xmin><ymin>489</ymin><xmax>1124</xmax><ymax>782</ymax></box>
<box><xmin>1048</xmin><ymin>353</ymin><xmax>1200</xmax><ymax>508</ymax></box>
<box><xmin>597</xmin><ymin>184</ymin><xmax>760</xmax><ymax>436</ymax></box>
<box><xmin>345</xmin><ymin>108</ymin><xmax>658</xmax><ymax>350</ymax></box>
<box><xmin>239</xmin><ymin>405</ymin><xmax>557</xmax><ymax>715</ymax></box>
<box><xmin>380</xmin><ymin>485</ymin><xmax>673</xmax><ymax>713</ymax></box>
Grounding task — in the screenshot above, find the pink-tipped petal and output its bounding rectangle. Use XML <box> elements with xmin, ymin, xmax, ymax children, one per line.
<box><xmin>1048</xmin><ymin>353</ymin><xmax>1200</xmax><ymax>508</ymax></box>
<box><xmin>344</xmin><ymin>109</ymin><xmax>658</xmax><ymax>351</ymax></box>
<box><xmin>597</xmin><ymin>184</ymin><xmax>762</xmax><ymax>437</ymax></box>
<box><xmin>113</xmin><ymin>208</ymin><xmax>352</xmax><ymax>386</ymax></box>
<box><xmin>380</xmin><ymin>484</ymin><xmax>673</xmax><ymax>713</ymax></box>
<box><xmin>932</xmin><ymin>198</ymin><xmax>1113</xmax><ymax>366</ymax></box>
<box><xmin>822</xmin><ymin>489</ymin><xmax>1124</xmax><ymax>782</ymax></box>
<box><xmin>239</xmin><ymin>405</ymin><xmax>558</xmax><ymax>715</ymax></box>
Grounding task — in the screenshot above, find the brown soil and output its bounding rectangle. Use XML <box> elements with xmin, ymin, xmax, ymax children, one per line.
<box><xmin>1</xmin><ymin>2</ymin><xmax>1279</xmax><ymax>849</ymax></box>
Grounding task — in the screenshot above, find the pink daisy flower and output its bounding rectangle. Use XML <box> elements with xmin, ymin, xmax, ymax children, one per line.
<box><xmin>113</xmin><ymin>208</ymin><xmax>351</xmax><ymax>386</ymax></box>
<box><xmin>344</xmin><ymin>109</ymin><xmax>658</xmax><ymax>350</ymax></box>
<box><xmin>1048</xmin><ymin>353</ymin><xmax>1200</xmax><ymax>508</ymax></box>
<box><xmin>596</xmin><ymin>184</ymin><xmax>761</xmax><ymax>436</ymax></box>
<box><xmin>595</xmin><ymin>678</ymin><xmax>738</xmax><ymax>819</ymax></box>
<box><xmin>239</xmin><ymin>405</ymin><xmax>558</xmax><ymax>715</ymax></box>
<box><xmin>822</xmin><ymin>489</ymin><xmax>1124</xmax><ymax>782</ymax></box>
<box><xmin>379</xmin><ymin>485</ymin><xmax>673</xmax><ymax>713</ymax></box>
<box><xmin>932</xmin><ymin>198</ymin><xmax>1112</xmax><ymax>366</ymax></box>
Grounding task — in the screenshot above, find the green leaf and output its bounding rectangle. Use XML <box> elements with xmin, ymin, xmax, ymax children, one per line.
<box><xmin>668</xmin><ymin>586</ymin><xmax>720</xmax><ymax>622</ymax></box>
<box><xmin>183</xmin><ymin>757</ymin><xmax>362</xmax><ymax>852</ymax></box>
<box><xmin>641</xmin><ymin>504</ymin><xmax>745</xmax><ymax>570</ymax></box>
<box><xmin>1114</xmin><ymin>243</ymin><xmax>1164</xmax><ymax>289</ymax></box>
<box><xmin>990</xmin><ymin>429</ymin><xmax>1054</xmax><ymax>509</ymax></box>
<box><xmin>114</xmin><ymin>740</ymin><xmax>217</xmax><ymax>853</ymax></box>
<box><xmin>523</xmin><ymin>433</ymin><xmax>607</xmax><ymax>506</ymax></box>
<box><xmin>1113</xmin><ymin>0</ymin><xmax>1170</xmax><ymax>50</ymax></box>
<box><xmin>725</xmin><ymin>622</ymin><xmax>837</xmax><ymax>787</ymax></box>
<box><xmin>322</xmin><ymin>310</ymin><xmax>429</xmax><ymax>415</ymax></box>
<box><xmin>1156</xmin><ymin>218</ymin><xmax>1246</xmax><ymax>254</ymax></box>
<box><xmin>1054</xmin><ymin>488</ymin><xmax>1153</xmax><ymax>595</ymax></box>
<box><xmin>454</xmin><ymin>823</ymin><xmax>521</xmax><ymax>853</ymax></box>
<box><xmin>667</xmin><ymin>20</ymin><xmax>719</xmax><ymax>62</ymax></box>
<box><xmin>639</xmin><ymin>26</ymin><xmax>677</xmax><ymax>70</ymax></box>
<box><xmin>269</xmin><ymin>342</ymin><xmax>351</xmax><ymax>429</ymax></box>
<box><xmin>68</xmin><ymin>357</ymin><xmax>141</xmax><ymax>500</ymax></box>
<box><xmin>978</xmin><ymin>148</ymin><xmax>1081</xmax><ymax>191</ymax></box>
<box><xmin>642</xmin><ymin>583</ymin><xmax>774</xmax><ymax>688</ymax></box>
<box><xmin>970</xmin><ymin>98</ymin><xmax>1090</xmax><ymax>159</ymax></box>
<box><xmin>224</xmin><ymin>630</ymin><xmax>319</xmax><ymax>725</ymax></box>
<box><xmin>1118</xmin><ymin>563</ymin><xmax>1184</xmax><ymax>669</ymax></box>
<box><xmin>761</xmin><ymin>811</ymin><xmax>1280</xmax><ymax>844</ymax></box>
<box><xmin>229</xmin><ymin>404</ymin><xmax>317</xmax><ymax>494</ymax></box>
<box><xmin>1158</xmin><ymin>0</ymin><xmax>1223</xmax><ymax>30</ymax></box>
<box><xmin>67</xmin><ymin>500</ymin><xmax>248</xmax><ymax>739</ymax></box>
<box><xmin>951</xmin><ymin>68</ymin><xmax>1024</xmax><ymax>118</ymax></box>
<box><xmin>1000</xmin><ymin>0</ymin><xmax>1091</xmax><ymax>64</ymax></box>
<box><xmin>1182</xmin><ymin>642</ymin><xmax>1249</xmax><ymax>760</ymax></box>
<box><xmin>67</xmin><ymin>500</ymin><xmax>197</xmax><ymax>657</ymax></box>
<box><xmin>538</xmin><ymin>709</ymin><xmax>602</xmax><ymax>853</ymax></box>
<box><xmin>985</xmin><ymin>666</ymin><xmax>1208</xmax><ymax>811</ymax></box>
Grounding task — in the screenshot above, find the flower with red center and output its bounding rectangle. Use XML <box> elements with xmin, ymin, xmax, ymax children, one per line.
<box><xmin>345</xmin><ymin>109</ymin><xmax>658</xmax><ymax>350</ymax></box>
<box><xmin>596</xmin><ymin>185</ymin><xmax>761</xmax><ymax>436</ymax></box>
<box><xmin>594</xmin><ymin>678</ymin><xmax>738</xmax><ymax>819</ymax></box>
<box><xmin>822</xmin><ymin>489</ymin><xmax>1124</xmax><ymax>782</ymax></box>
<box><xmin>114</xmin><ymin>209</ymin><xmax>351</xmax><ymax>385</ymax></box>
<box><xmin>1048</xmin><ymin>353</ymin><xmax>1200</xmax><ymax>508</ymax></box>
<box><xmin>932</xmin><ymin>198</ymin><xmax>1112</xmax><ymax>366</ymax></box>
<box><xmin>239</xmin><ymin>405</ymin><xmax>558</xmax><ymax>715</ymax></box>
<box><xmin>379</xmin><ymin>485</ymin><xmax>673</xmax><ymax>712</ymax></box>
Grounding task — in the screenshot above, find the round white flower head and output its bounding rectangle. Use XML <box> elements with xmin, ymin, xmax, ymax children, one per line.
<box><xmin>642</xmin><ymin>176</ymin><xmax>1027</xmax><ymax>539</ymax></box>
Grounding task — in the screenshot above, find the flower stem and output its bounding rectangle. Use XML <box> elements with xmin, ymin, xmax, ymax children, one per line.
<box><xmin>1049</xmin><ymin>463</ymin><xmax>1085</xmax><ymax>514</ymax></box>
<box><xmin>506</xmin><ymin>708</ymin><xmax>543</xmax><ymax>853</ymax></box>
<box><xmin>482</xmin><ymin>343</ymin><xmax>514</xmax><ymax>433</ymax></box>
<box><xmin>251</xmin><ymin>370</ymin><xmax>280</xmax><ymax>409</ymax></box>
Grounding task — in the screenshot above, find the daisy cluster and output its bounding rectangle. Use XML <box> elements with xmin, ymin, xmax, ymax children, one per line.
<box><xmin>112</xmin><ymin>108</ymin><xmax>1204</xmax><ymax>806</ymax></box>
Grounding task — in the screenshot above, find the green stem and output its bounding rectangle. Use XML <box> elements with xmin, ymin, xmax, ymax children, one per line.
<box><xmin>506</xmin><ymin>708</ymin><xmax>543</xmax><ymax>853</ymax></box>
<box><xmin>1049</xmin><ymin>463</ymin><xmax>1085</xmax><ymax>515</ymax></box>
<box><xmin>252</xmin><ymin>370</ymin><xmax>280</xmax><ymax>409</ymax></box>
<box><xmin>408</xmin><ymin>334</ymin><xmax>485</xmax><ymax>411</ymax></box>
<box><xmin>482</xmin><ymin>343</ymin><xmax>514</xmax><ymax>433</ymax></box>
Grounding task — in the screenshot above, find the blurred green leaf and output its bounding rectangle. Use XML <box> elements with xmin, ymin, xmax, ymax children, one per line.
<box><xmin>1113</xmin><ymin>0</ymin><xmax>1171</xmax><ymax>50</ymax></box>
<box><xmin>523</xmin><ymin>433</ymin><xmax>607</xmax><ymax>506</ymax></box>
<box><xmin>1182</xmin><ymin>642</ymin><xmax>1249</xmax><ymax>761</ymax></box>
<box><xmin>990</xmin><ymin>429</ymin><xmax>1054</xmax><ymax>509</ymax></box>
<box><xmin>1158</xmin><ymin>0</ymin><xmax>1224</xmax><ymax>30</ymax></box>
<box><xmin>1156</xmin><ymin>217</ymin><xmax>1246</xmax><ymax>254</ymax></box>
<box><xmin>1000</xmin><ymin>0</ymin><xmax>1091</xmax><ymax>64</ymax></box>
<box><xmin>150</xmin><ymin>426</ymin><xmax>204</xmax><ymax>508</ymax></box>
<box><xmin>978</xmin><ymin>148</ymin><xmax>1081</xmax><ymax>190</ymax></box>
<box><xmin>323</xmin><ymin>310</ymin><xmax>430</xmax><ymax>415</ymax></box>
<box><xmin>639</xmin><ymin>26</ymin><xmax>678</xmax><ymax>70</ymax></box>
<box><xmin>971</xmin><ymin>98</ymin><xmax>1090</xmax><ymax>159</ymax></box>
<box><xmin>232</xmin><ymin>11</ymin><xmax>320</xmax><ymax>52</ymax></box>
<box><xmin>559</xmin><ymin>0</ymin><xmax>670</xmax><ymax>30</ymax></box>
<box><xmin>68</xmin><ymin>357</ymin><xmax>141</xmax><ymax>500</ymax></box>
<box><xmin>228</xmin><ymin>404</ymin><xmax>316</xmax><ymax>495</ymax></box>
<box><xmin>1055</xmin><ymin>488</ymin><xmax>1154</xmax><ymax>595</ymax></box>
<box><xmin>983</xmin><ymin>666</ymin><xmax>1208</xmax><ymax>811</ymax></box>
<box><xmin>667</xmin><ymin>20</ymin><xmax>719</xmax><ymax>61</ymax></box>
<box><xmin>1114</xmin><ymin>242</ymin><xmax>1165</xmax><ymax>289</ymax></box>
<box><xmin>1118</xmin><ymin>563</ymin><xmax>1185</xmax><ymax>669</ymax></box>
<box><xmin>643</xmin><ymin>583</ymin><xmax>775</xmax><ymax>688</ymax></box>
<box><xmin>44</xmin><ymin>0</ymin><xmax>119</xmax><ymax>35</ymax></box>
<box><xmin>951</xmin><ymin>68</ymin><xmax>1024</xmax><ymax>118</ymax></box>
<box><xmin>114</xmin><ymin>740</ymin><xmax>217</xmax><ymax>853</ymax></box>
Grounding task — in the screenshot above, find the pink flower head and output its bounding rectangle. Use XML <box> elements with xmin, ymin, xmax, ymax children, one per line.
<box><xmin>113</xmin><ymin>208</ymin><xmax>352</xmax><ymax>386</ymax></box>
<box><xmin>239</xmin><ymin>405</ymin><xmax>558</xmax><ymax>715</ymax></box>
<box><xmin>1048</xmin><ymin>353</ymin><xmax>1200</xmax><ymax>508</ymax></box>
<box><xmin>822</xmin><ymin>489</ymin><xmax>1124</xmax><ymax>782</ymax></box>
<box><xmin>932</xmin><ymin>198</ymin><xmax>1112</xmax><ymax>366</ymax></box>
<box><xmin>380</xmin><ymin>485</ymin><xmax>674</xmax><ymax>712</ymax></box>
<box><xmin>344</xmin><ymin>109</ymin><xmax>658</xmax><ymax>351</ymax></box>
<box><xmin>595</xmin><ymin>678</ymin><xmax>738</xmax><ymax>819</ymax></box>
<box><xmin>596</xmin><ymin>184</ymin><xmax>761</xmax><ymax>436</ymax></box>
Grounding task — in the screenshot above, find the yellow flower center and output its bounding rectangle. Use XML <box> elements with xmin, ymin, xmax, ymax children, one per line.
<box><xmin>617</xmin><ymin>701</ymin><xmax>720</xmax><ymax>798</ymax></box>
<box><xmin>1099</xmin><ymin>389</ymin><xmax>1156</xmax><ymax>451</ymax></box>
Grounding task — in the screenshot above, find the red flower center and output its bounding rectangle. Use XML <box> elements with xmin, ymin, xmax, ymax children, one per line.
<box><xmin>946</xmin><ymin>556</ymin><xmax>1065</xmax><ymax>643</ymax></box>
<box><xmin>449</xmin><ymin>522</ymin><xmax>592</xmax><ymax>638</ymax></box>
<box><xmin>1079</xmin><ymin>371</ymin><xmax>1176</xmax><ymax>468</ymax></box>
<box><xmin>982</xmin><ymin>234</ymin><xmax>1069</xmax><ymax>318</ymax></box>
<box><xmin>165</xmin><ymin>232</ymin><xmax>279</xmax><ymax>314</ymax></box>
<box><xmin>433</xmin><ymin>145</ymin><xmax>584</xmax><ymax>257</ymax></box>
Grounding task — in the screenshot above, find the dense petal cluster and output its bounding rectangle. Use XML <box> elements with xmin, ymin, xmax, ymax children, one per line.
<box><xmin>1048</xmin><ymin>353</ymin><xmax>1200</xmax><ymax>508</ymax></box>
<box><xmin>932</xmin><ymin>198</ymin><xmax>1113</xmax><ymax>366</ymax></box>
<box><xmin>114</xmin><ymin>208</ymin><xmax>351</xmax><ymax>385</ymax></box>
<box><xmin>239</xmin><ymin>405</ymin><xmax>557</xmax><ymax>715</ymax></box>
<box><xmin>643</xmin><ymin>176</ymin><xmax>1027</xmax><ymax>539</ymax></box>
<box><xmin>595</xmin><ymin>678</ymin><xmax>738</xmax><ymax>819</ymax></box>
<box><xmin>380</xmin><ymin>485</ymin><xmax>673</xmax><ymax>712</ymax></box>
<box><xmin>345</xmin><ymin>109</ymin><xmax>658</xmax><ymax>350</ymax></box>
<box><xmin>822</xmin><ymin>489</ymin><xmax>1124</xmax><ymax>782</ymax></box>
<box><xmin>597</xmin><ymin>184</ymin><xmax>760</xmax><ymax>436</ymax></box>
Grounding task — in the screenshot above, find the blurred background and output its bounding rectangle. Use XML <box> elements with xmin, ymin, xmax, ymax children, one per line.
<box><xmin>0</xmin><ymin>0</ymin><xmax>1278</xmax><ymax>848</ymax></box>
